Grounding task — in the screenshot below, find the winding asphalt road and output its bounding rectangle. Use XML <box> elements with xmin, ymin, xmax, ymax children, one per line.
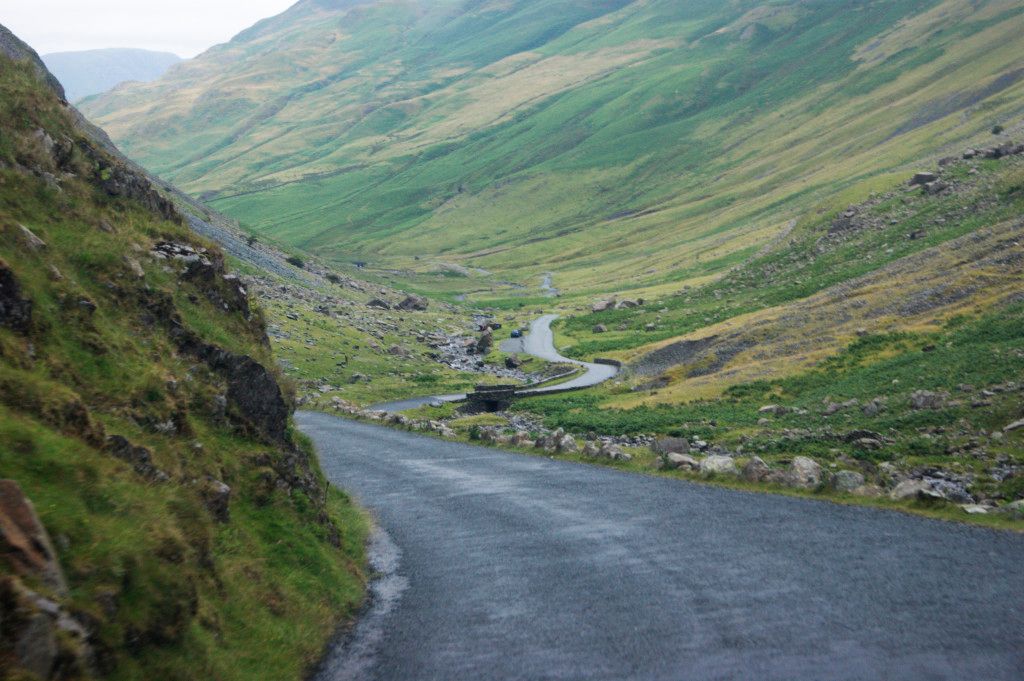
<box><xmin>373</xmin><ymin>314</ymin><xmax>617</xmax><ymax>412</ymax></box>
<box><xmin>301</xmin><ymin>411</ymin><xmax>1024</xmax><ymax>681</ymax></box>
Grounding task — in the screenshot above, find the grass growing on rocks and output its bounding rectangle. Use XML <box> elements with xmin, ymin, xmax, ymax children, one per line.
<box><xmin>0</xmin><ymin>56</ymin><xmax>368</xmax><ymax>680</ymax></box>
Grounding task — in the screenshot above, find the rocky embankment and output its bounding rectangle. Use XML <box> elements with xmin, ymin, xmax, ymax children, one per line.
<box><xmin>320</xmin><ymin>396</ymin><xmax>1024</xmax><ymax>519</ymax></box>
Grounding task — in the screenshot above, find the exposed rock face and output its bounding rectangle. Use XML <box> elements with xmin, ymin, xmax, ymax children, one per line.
<box><xmin>212</xmin><ymin>352</ymin><xmax>290</xmax><ymax>444</ymax></box>
<box><xmin>18</xmin><ymin>224</ymin><xmax>47</xmax><ymax>251</ymax></box>
<box><xmin>475</xmin><ymin>329</ymin><xmax>494</xmax><ymax>354</ymax></box>
<box><xmin>0</xmin><ymin>259</ymin><xmax>32</xmax><ymax>333</ymax></box>
<box><xmin>0</xmin><ymin>480</ymin><xmax>67</xmax><ymax>595</ymax></box>
<box><xmin>200</xmin><ymin>478</ymin><xmax>231</xmax><ymax>523</ymax></box>
<box><xmin>142</xmin><ymin>289</ymin><xmax>290</xmax><ymax>444</ymax></box>
<box><xmin>105</xmin><ymin>436</ymin><xmax>169</xmax><ymax>482</ymax></box>
<box><xmin>592</xmin><ymin>324</ymin><xmax>607</xmax><ymax>333</ymax></box>
<box><xmin>366</xmin><ymin>298</ymin><xmax>391</xmax><ymax>310</ymax></box>
<box><xmin>98</xmin><ymin>161</ymin><xmax>180</xmax><ymax>223</ymax></box>
<box><xmin>396</xmin><ymin>295</ymin><xmax>429</xmax><ymax>311</ymax></box>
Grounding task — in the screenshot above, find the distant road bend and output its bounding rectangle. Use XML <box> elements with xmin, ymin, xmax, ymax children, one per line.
<box><xmin>302</xmin><ymin>413</ymin><xmax>1024</xmax><ymax>681</ymax></box>
<box><xmin>372</xmin><ymin>313</ymin><xmax>616</xmax><ymax>412</ymax></box>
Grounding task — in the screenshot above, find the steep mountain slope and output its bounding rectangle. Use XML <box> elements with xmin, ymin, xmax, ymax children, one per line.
<box><xmin>43</xmin><ymin>49</ymin><xmax>182</xmax><ymax>102</ymax></box>
<box><xmin>82</xmin><ymin>0</ymin><xmax>1024</xmax><ymax>297</ymax></box>
<box><xmin>0</xmin><ymin>26</ymin><xmax>366</xmax><ymax>681</ymax></box>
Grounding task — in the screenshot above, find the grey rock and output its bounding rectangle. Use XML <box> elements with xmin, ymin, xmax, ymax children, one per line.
<box><xmin>832</xmin><ymin>470</ymin><xmax>866</xmax><ymax>493</ymax></box>
<box><xmin>18</xmin><ymin>224</ymin><xmax>47</xmax><ymax>251</ymax></box>
<box><xmin>741</xmin><ymin>456</ymin><xmax>770</xmax><ymax>482</ymax></box>
<box><xmin>784</xmin><ymin>456</ymin><xmax>822</xmax><ymax>488</ymax></box>
<box><xmin>1003</xmin><ymin>418</ymin><xmax>1024</xmax><ymax>433</ymax></box>
<box><xmin>397</xmin><ymin>295</ymin><xmax>429</xmax><ymax>311</ymax></box>
<box><xmin>699</xmin><ymin>455</ymin><xmax>737</xmax><ymax>476</ymax></box>
<box><xmin>665</xmin><ymin>452</ymin><xmax>699</xmax><ymax>470</ymax></box>
<box><xmin>15</xmin><ymin>613</ymin><xmax>58</xmax><ymax>679</ymax></box>
<box><xmin>201</xmin><ymin>478</ymin><xmax>231</xmax><ymax>523</ymax></box>
<box><xmin>910</xmin><ymin>390</ymin><xmax>949</xmax><ymax>410</ymax></box>
<box><xmin>653</xmin><ymin>437</ymin><xmax>690</xmax><ymax>455</ymax></box>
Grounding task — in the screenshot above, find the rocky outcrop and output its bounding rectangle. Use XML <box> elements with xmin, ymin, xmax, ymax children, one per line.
<box><xmin>140</xmin><ymin>289</ymin><xmax>290</xmax><ymax>444</ymax></box>
<box><xmin>0</xmin><ymin>480</ymin><xmax>67</xmax><ymax>595</ymax></box>
<box><xmin>396</xmin><ymin>295</ymin><xmax>429</xmax><ymax>311</ymax></box>
<box><xmin>97</xmin><ymin>161</ymin><xmax>180</xmax><ymax>223</ymax></box>
<box><xmin>105</xmin><ymin>436</ymin><xmax>170</xmax><ymax>482</ymax></box>
<box><xmin>0</xmin><ymin>259</ymin><xmax>32</xmax><ymax>333</ymax></box>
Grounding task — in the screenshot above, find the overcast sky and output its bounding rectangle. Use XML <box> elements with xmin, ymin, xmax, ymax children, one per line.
<box><xmin>3</xmin><ymin>0</ymin><xmax>298</xmax><ymax>58</ymax></box>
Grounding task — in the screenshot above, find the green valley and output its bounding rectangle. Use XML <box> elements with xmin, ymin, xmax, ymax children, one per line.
<box><xmin>83</xmin><ymin>0</ymin><xmax>1024</xmax><ymax>299</ymax></box>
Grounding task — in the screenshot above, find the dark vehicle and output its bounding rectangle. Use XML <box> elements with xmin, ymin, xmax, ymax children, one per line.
<box><xmin>510</xmin><ymin>329</ymin><xmax>523</xmax><ymax>338</ymax></box>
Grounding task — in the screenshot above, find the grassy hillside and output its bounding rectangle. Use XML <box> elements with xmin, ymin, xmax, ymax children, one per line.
<box><xmin>82</xmin><ymin>0</ymin><xmax>1024</xmax><ymax>298</ymax></box>
<box><xmin>0</xmin><ymin>31</ymin><xmax>366</xmax><ymax>681</ymax></box>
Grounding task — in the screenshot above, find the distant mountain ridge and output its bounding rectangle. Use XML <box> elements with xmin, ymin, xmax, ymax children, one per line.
<box><xmin>43</xmin><ymin>47</ymin><xmax>181</xmax><ymax>102</ymax></box>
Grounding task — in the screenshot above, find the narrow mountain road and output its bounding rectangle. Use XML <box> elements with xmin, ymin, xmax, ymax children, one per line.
<box><xmin>373</xmin><ymin>314</ymin><xmax>616</xmax><ymax>412</ymax></box>
<box><xmin>301</xmin><ymin>411</ymin><xmax>1024</xmax><ymax>681</ymax></box>
<box><xmin>501</xmin><ymin>313</ymin><xmax>617</xmax><ymax>395</ymax></box>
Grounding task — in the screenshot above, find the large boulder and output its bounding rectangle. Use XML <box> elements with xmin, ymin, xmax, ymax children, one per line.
<box><xmin>206</xmin><ymin>351</ymin><xmax>290</xmax><ymax>444</ymax></box>
<box><xmin>783</xmin><ymin>456</ymin><xmax>822</xmax><ymax>488</ymax></box>
<box><xmin>741</xmin><ymin>456</ymin><xmax>771</xmax><ymax>482</ymax></box>
<box><xmin>599</xmin><ymin>442</ymin><xmax>631</xmax><ymax>461</ymax></box>
<box><xmin>475</xmin><ymin>330</ymin><xmax>494</xmax><ymax>354</ymax></box>
<box><xmin>699</xmin><ymin>455</ymin><xmax>737</xmax><ymax>476</ymax></box>
<box><xmin>831</xmin><ymin>470</ymin><xmax>866</xmax><ymax>493</ymax></box>
<box><xmin>665</xmin><ymin>452</ymin><xmax>699</xmax><ymax>470</ymax></box>
<box><xmin>396</xmin><ymin>295</ymin><xmax>429</xmax><ymax>311</ymax></box>
<box><xmin>908</xmin><ymin>171</ymin><xmax>938</xmax><ymax>186</ymax></box>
